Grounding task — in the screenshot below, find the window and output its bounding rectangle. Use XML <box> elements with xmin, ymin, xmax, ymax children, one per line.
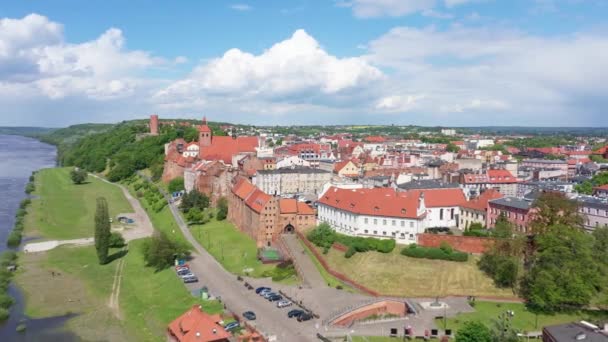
<box><xmin>383</xmin><ymin>231</ymin><xmax>387</xmax><ymax>235</ymax></box>
<box><xmin>440</xmin><ymin>209</ymin><xmax>444</xmax><ymax>220</ymax></box>
<box><xmin>450</xmin><ymin>208</ymin><xmax>454</xmax><ymax>220</ymax></box>
<box><xmin>364</xmin><ymin>229</ymin><xmax>368</xmax><ymax>234</ymax></box>
<box><xmin>364</xmin><ymin>218</ymin><xmax>368</xmax><ymax>224</ymax></box>
<box><xmin>401</xmin><ymin>221</ymin><xmax>405</xmax><ymax>227</ymax></box>
<box><xmin>373</xmin><ymin>218</ymin><xmax>377</xmax><ymax>225</ymax></box>
<box><xmin>392</xmin><ymin>220</ymin><xmax>396</xmax><ymax>226</ymax></box>
<box><xmin>383</xmin><ymin>219</ymin><xmax>387</xmax><ymax>225</ymax></box>
<box><xmin>373</xmin><ymin>230</ymin><xmax>378</xmax><ymax>235</ymax></box>
<box><xmin>410</xmin><ymin>222</ymin><xmax>414</xmax><ymax>228</ymax></box>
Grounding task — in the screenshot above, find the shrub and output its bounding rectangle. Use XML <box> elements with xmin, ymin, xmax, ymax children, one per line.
<box><xmin>19</xmin><ymin>199</ymin><xmax>31</xmax><ymax>209</ymax></box>
<box><xmin>345</xmin><ymin>246</ymin><xmax>356</xmax><ymax>258</ymax></box>
<box><xmin>6</xmin><ymin>231</ymin><xmax>22</xmax><ymax>247</ymax></box>
<box><xmin>307</xmin><ymin>223</ymin><xmax>396</xmax><ymax>257</ymax></box>
<box><xmin>0</xmin><ymin>293</ymin><xmax>15</xmax><ymax>309</ymax></box>
<box><xmin>0</xmin><ymin>251</ymin><xmax>17</xmax><ymax>268</ymax></box>
<box><xmin>109</xmin><ymin>232</ymin><xmax>126</xmax><ymax>248</ymax></box>
<box><xmin>142</xmin><ymin>233</ymin><xmax>190</xmax><ymax>271</ymax></box>
<box><xmin>168</xmin><ymin>177</ymin><xmax>185</xmax><ymax>193</ymax></box>
<box><xmin>0</xmin><ymin>307</ymin><xmax>8</xmax><ymax>322</ymax></box>
<box><xmin>216</xmin><ymin>197</ymin><xmax>228</xmax><ymax>221</ymax></box>
<box><xmin>69</xmin><ymin>168</ymin><xmax>88</xmax><ymax>184</ymax></box>
<box><xmin>401</xmin><ymin>244</ymin><xmax>468</xmax><ymax>262</ymax></box>
<box><xmin>24</xmin><ymin>182</ymin><xmax>35</xmax><ymax>194</ymax></box>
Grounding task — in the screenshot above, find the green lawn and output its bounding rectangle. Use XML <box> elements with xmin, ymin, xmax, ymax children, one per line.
<box><xmin>436</xmin><ymin>301</ymin><xmax>608</xmax><ymax>333</ymax></box>
<box><xmin>298</xmin><ymin>237</ymin><xmax>358</xmax><ymax>292</ymax></box>
<box><xmin>26</xmin><ymin>167</ymin><xmax>133</xmax><ymax>239</ymax></box>
<box><xmin>190</xmin><ymin>218</ymin><xmax>276</xmax><ymax>277</ymax></box>
<box><xmin>18</xmin><ymin>240</ymin><xmax>223</xmax><ymax>342</ymax></box>
<box><xmin>320</xmin><ymin>244</ymin><xmax>514</xmax><ymax>298</ymax></box>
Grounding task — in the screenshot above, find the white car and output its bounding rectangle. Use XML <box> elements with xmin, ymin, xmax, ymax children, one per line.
<box><xmin>276</xmin><ymin>300</ymin><xmax>292</xmax><ymax>308</ymax></box>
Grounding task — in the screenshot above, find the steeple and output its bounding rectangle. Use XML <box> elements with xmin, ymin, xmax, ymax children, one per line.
<box><xmin>202</xmin><ymin>116</ymin><xmax>207</xmax><ymax>125</ymax></box>
<box><xmin>198</xmin><ymin>115</ymin><xmax>212</xmax><ymax>148</ymax></box>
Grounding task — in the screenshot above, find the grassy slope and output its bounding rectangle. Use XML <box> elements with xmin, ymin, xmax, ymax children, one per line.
<box><xmin>436</xmin><ymin>301</ymin><xmax>608</xmax><ymax>332</ymax></box>
<box><xmin>320</xmin><ymin>245</ymin><xmax>514</xmax><ymax>298</ymax></box>
<box><xmin>26</xmin><ymin>167</ymin><xmax>133</xmax><ymax>239</ymax></box>
<box><xmin>298</xmin><ymin>237</ymin><xmax>358</xmax><ymax>292</ymax></box>
<box><xmin>190</xmin><ymin>217</ymin><xmax>275</xmax><ymax>277</ymax></box>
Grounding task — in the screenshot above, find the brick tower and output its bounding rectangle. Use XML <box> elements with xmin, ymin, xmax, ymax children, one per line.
<box><xmin>198</xmin><ymin>116</ymin><xmax>212</xmax><ymax>149</ymax></box>
<box><xmin>149</xmin><ymin>114</ymin><xmax>159</xmax><ymax>135</ymax></box>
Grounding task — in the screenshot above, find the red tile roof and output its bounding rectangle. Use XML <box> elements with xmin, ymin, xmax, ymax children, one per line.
<box><xmin>594</xmin><ymin>145</ymin><xmax>608</xmax><ymax>155</ymax></box>
<box><xmin>244</xmin><ymin>188</ymin><xmax>271</xmax><ymax>213</ymax></box>
<box><xmin>318</xmin><ymin>187</ymin><xmax>423</xmax><ymax>219</ymax></box>
<box><xmin>199</xmin><ymin>136</ymin><xmax>258</xmax><ymax>164</ymax></box>
<box><xmin>463</xmin><ymin>169</ymin><xmax>517</xmax><ymax>184</ymax></box>
<box><xmin>297</xmin><ymin>201</ymin><xmax>316</xmax><ymax>215</ymax></box>
<box><xmin>232</xmin><ymin>178</ymin><xmax>256</xmax><ymax>200</ymax></box>
<box><xmin>334</xmin><ymin>159</ymin><xmax>358</xmax><ymax>174</ymax></box>
<box><xmin>594</xmin><ymin>185</ymin><xmax>608</xmax><ymax>191</ymax></box>
<box><xmin>167</xmin><ymin>305</ymin><xmax>231</xmax><ymax>342</ymax></box>
<box><xmin>364</xmin><ymin>136</ymin><xmax>387</xmax><ymax>143</ymax></box>
<box><xmin>460</xmin><ymin>189</ymin><xmax>503</xmax><ymax>211</ymax></box>
<box><xmin>279</xmin><ymin>199</ymin><xmax>316</xmax><ymax>215</ymax></box>
<box><xmin>407</xmin><ymin>188</ymin><xmax>467</xmax><ymax>208</ymax></box>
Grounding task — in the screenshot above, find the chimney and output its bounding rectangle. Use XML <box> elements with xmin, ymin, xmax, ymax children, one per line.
<box><xmin>195</xmin><ymin>332</ymin><xmax>201</xmax><ymax>338</ymax></box>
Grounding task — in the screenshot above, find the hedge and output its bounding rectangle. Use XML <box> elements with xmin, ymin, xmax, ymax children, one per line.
<box><xmin>401</xmin><ymin>243</ymin><xmax>469</xmax><ymax>262</ymax></box>
<box><xmin>307</xmin><ymin>223</ymin><xmax>396</xmax><ymax>257</ymax></box>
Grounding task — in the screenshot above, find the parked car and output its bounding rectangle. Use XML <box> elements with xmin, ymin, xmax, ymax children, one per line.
<box><xmin>177</xmin><ymin>269</ymin><xmax>192</xmax><ymax>277</ymax></box>
<box><xmin>255</xmin><ymin>287</ymin><xmax>270</xmax><ymax>294</ymax></box>
<box><xmin>276</xmin><ymin>300</ymin><xmax>292</xmax><ymax>308</ymax></box>
<box><xmin>224</xmin><ymin>321</ymin><xmax>240</xmax><ymax>331</ymax></box>
<box><xmin>262</xmin><ymin>291</ymin><xmax>276</xmax><ymax>299</ymax></box>
<box><xmin>242</xmin><ymin>311</ymin><xmax>256</xmax><ymax>320</ymax></box>
<box><xmin>297</xmin><ymin>313</ymin><xmax>313</xmax><ymax>322</ymax></box>
<box><xmin>268</xmin><ymin>294</ymin><xmax>282</xmax><ymax>302</ymax></box>
<box><xmin>183</xmin><ymin>275</ymin><xmax>198</xmax><ymax>283</ymax></box>
<box><xmin>287</xmin><ymin>309</ymin><xmax>304</xmax><ymax>318</ymax></box>
<box><xmin>260</xmin><ymin>289</ymin><xmax>272</xmax><ymax>297</ymax></box>
<box><xmin>179</xmin><ymin>271</ymin><xmax>195</xmax><ymax>279</ymax></box>
<box><xmin>175</xmin><ymin>266</ymin><xmax>189</xmax><ymax>273</ymax></box>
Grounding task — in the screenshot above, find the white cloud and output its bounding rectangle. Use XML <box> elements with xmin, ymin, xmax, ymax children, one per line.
<box><xmin>230</xmin><ymin>4</ymin><xmax>252</xmax><ymax>11</ymax></box>
<box><xmin>156</xmin><ymin>29</ymin><xmax>383</xmax><ymax>110</ymax></box>
<box><xmin>444</xmin><ymin>0</ymin><xmax>476</xmax><ymax>8</ymax></box>
<box><xmin>422</xmin><ymin>9</ymin><xmax>454</xmax><ymax>19</ymax></box>
<box><xmin>376</xmin><ymin>94</ymin><xmax>426</xmax><ymax>111</ymax></box>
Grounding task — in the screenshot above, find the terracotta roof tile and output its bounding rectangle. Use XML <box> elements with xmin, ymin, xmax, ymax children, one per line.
<box><xmin>167</xmin><ymin>305</ymin><xmax>231</xmax><ymax>342</ymax></box>
<box><xmin>318</xmin><ymin>187</ymin><xmax>423</xmax><ymax>219</ymax></box>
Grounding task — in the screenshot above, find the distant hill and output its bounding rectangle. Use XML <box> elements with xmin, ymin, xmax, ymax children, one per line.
<box><xmin>37</xmin><ymin>123</ymin><xmax>115</xmax><ymax>146</ymax></box>
<box><xmin>0</xmin><ymin>126</ymin><xmax>57</xmax><ymax>136</ymax></box>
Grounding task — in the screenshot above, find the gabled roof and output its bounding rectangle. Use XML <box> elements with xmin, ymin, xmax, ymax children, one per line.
<box><xmin>318</xmin><ymin>187</ymin><xmax>423</xmax><ymax>219</ymax></box>
<box><xmin>232</xmin><ymin>178</ymin><xmax>256</xmax><ymax>200</ymax></box>
<box><xmin>279</xmin><ymin>198</ymin><xmax>316</xmax><ymax>215</ymax></box>
<box><xmin>199</xmin><ymin>136</ymin><xmax>258</xmax><ymax>164</ymax></box>
<box><xmin>167</xmin><ymin>305</ymin><xmax>231</xmax><ymax>342</ymax></box>
<box><xmin>244</xmin><ymin>188</ymin><xmax>272</xmax><ymax>213</ymax></box>
<box><xmin>334</xmin><ymin>159</ymin><xmax>358</xmax><ymax>173</ymax></box>
<box><xmin>406</xmin><ymin>188</ymin><xmax>467</xmax><ymax>208</ymax></box>
<box><xmin>460</xmin><ymin>189</ymin><xmax>503</xmax><ymax>211</ymax></box>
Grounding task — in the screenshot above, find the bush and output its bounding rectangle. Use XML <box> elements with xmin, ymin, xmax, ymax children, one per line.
<box><xmin>142</xmin><ymin>233</ymin><xmax>190</xmax><ymax>271</ymax></box>
<box><xmin>0</xmin><ymin>307</ymin><xmax>8</xmax><ymax>322</ymax></box>
<box><xmin>401</xmin><ymin>244</ymin><xmax>468</xmax><ymax>262</ymax></box>
<box><xmin>307</xmin><ymin>223</ymin><xmax>396</xmax><ymax>257</ymax></box>
<box><xmin>0</xmin><ymin>251</ymin><xmax>17</xmax><ymax>268</ymax></box>
<box><xmin>6</xmin><ymin>231</ymin><xmax>22</xmax><ymax>247</ymax></box>
<box><xmin>168</xmin><ymin>177</ymin><xmax>185</xmax><ymax>193</ymax></box>
<box><xmin>24</xmin><ymin>182</ymin><xmax>35</xmax><ymax>194</ymax></box>
<box><xmin>0</xmin><ymin>293</ymin><xmax>15</xmax><ymax>309</ymax></box>
<box><xmin>19</xmin><ymin>199</ymin><xmax>31</xmax><ymax>209</ymax></box>
<box><xmin>70</xmin><ymin>168</ymin><xmax>88</xmax><ymax>184</ymax></box>
<box><xmin>109</xmin><ymin>232</ymin><xmax>126</xmax><ymax>248</ymax></box>
<box><xmin>216</xmin><ymin>197</ymin><xmax>228</xmax><ymax>221</ymax></box>
<box><xmin>345</xmin><ymin>246</ymin><xmax>356</xmax><ymax>258</ymax></box>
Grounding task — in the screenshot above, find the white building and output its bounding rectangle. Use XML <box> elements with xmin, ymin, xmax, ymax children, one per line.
<box><xmin>253</xmin><ymin>167</ymin><xmax>331</xmax><ymax>196</ymax></box>
<box><xmin>317</xmin><ymin>187</ymin><xmax>426</xmax><ymax>244</ymax></box>
<box><xmin>276</xmin><ymin>156</ymin><xmax>311</xmax><ymax>169</ymax></box>
<box><xmin>183</xmin><ymin>142</ymin><xmax>199</xmax><ymax>158</ymax></box>
<box><xmin>441</xmin><ymin>129</ymin><xmax>456</xmax><ymax>136</ymax></box>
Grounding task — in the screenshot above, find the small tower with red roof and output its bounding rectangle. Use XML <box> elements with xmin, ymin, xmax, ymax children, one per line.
<box><xmin>198</xmin><ymin>116</ymin><xmax>212</xmax><ymax>149</ymax></box>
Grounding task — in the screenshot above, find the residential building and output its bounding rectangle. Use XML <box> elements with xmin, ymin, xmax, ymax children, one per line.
<box><xmin>577</xmin><ymin>197</ymin><xmax>608</xmax><ymax>231</ymax></box>
<box><xmin>521</xmin><ymin>159</ymin><xmax>568</xmax><ymax>174</ymax></box>
<box><xmin>276</xmin><ymin>155</ymin><xmax>310</xmax><ymax>169</ymax></box>
<box><xmin>517</xmin><ymin>180</ymin><xmax>574</xmax><ymax>197</ymax></box>
<box><xmin>542</xmin><ymin>321</ymin><xmax>608</xmax><ymax>342</ymax></box>
<box><xmin>334</xmin><ymin>159</ymin><xmax>360</xmax><ymax>178</ymax></box>
<box><xmin>317</xmin><ymin>187</ymin><xmax>426</xmax><ymax>244</ymax></box>
<box><xmin>397</xmin><ymin>179</ymin><xmax>460</xmax><ymax>191</ymax></box>
<box><xmin>441</xmin><ymin>129</ymin><xmax>456</xmax><ymax>136</ymax></box>
<box><xmin>487</xmin><ymin>197</ymin><xmax>535</xmax><ymax>233</ymax></box>
<box><xmin>167</xmin><ymin>305</ymin><xmax>231</xmax><ymax>342</ymax></box>
<box><xmin>253</xmin><ymin>167</ymin><xmax>331</xmax><ymax>196</ymax></box>
<box><xmin>459</xmin><ymin>189</ymin><xmax>503</xmax><ymax>229</ymax></box>
<box><xmin>593</xmin><ymin>185</ymin><xmax>608</xmax><ymax>198</ymax></box>
<box><xmin>405</xmin><ymin>188</ymin><xmax>467</xmax><ymax>229</ymax></box>
<box><xmin>460</xmin><ymin>169</ymin><xmax>519</xmax><ymax>197</ymax></box>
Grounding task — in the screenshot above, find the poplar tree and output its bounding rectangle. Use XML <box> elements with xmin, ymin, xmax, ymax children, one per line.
<box><xmin>94</xmin><ymin>197</ymin><xmax>111</xmax><ymax>264</ymax></box>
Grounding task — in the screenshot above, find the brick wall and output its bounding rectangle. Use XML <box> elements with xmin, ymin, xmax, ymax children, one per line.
<box><xmin>417</xmin><ymin>234</ymin><xmax>494</xmax><ymax>254</ymax></box>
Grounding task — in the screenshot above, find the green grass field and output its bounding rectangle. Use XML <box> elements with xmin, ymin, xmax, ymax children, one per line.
<box><xmin>25</xmin><ymin>167</ymin><xmax>133</xmax><ymax>239</ymax></box>
<box><xmin>298</xmin><ymin>238</ymin><xmax>358</xmax><ymax>292</ymax></box>
<box><xmin>436</xmin><ymin>301</ymin><xmax>608</xmax><ymax>333</ymax></box>
<box><xmin>319</xmin><ymin>245</ymin><xmax>514</xmax><ymax>298</ymax></box>
<box><xmin>17</xmin><ymin>240</ymin><xmax>223</xmax><ymax>342</ymax></box>
<box><xmin>190</xmin><ymin>218</ymin><xmax>276</xmax><ymax>277</ymax></box>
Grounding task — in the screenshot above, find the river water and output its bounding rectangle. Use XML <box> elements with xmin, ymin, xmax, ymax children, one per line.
<box><xmin>0</xmin><ymin>134</ymin><xmax>81</xmax><ymax>341</ymax></box>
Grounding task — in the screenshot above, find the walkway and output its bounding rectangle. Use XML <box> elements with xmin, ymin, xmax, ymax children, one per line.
<box><xmin>281</xmin><ymin>234</ymin><xmax>326</xmax><ymax>289</ymax></box>
<box><xmin>23</xmin><ymin>175</ymin><xmax>154</xmax><ymax>253</ymax></box>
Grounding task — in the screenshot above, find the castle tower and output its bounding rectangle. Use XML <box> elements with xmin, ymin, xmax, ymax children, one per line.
<box><xmin>198</xmin><ymin>116</ymin><xmax>212</xmax><ymax>149</ymax></box>
<box><xmin>150</xmin><ymin>114</ymin><xmax>159</xmax><ymax>135</ymax></box>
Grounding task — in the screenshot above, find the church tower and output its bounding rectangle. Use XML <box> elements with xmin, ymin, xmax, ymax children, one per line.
<box><xmin>198</xmin><ymin>116</ymin><xmax>212</xmax><ymax>149</ymax></box>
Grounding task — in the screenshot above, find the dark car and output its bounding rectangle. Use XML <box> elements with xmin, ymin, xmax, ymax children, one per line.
<box><xmin>242</xmin><ymin>311</ymin><xmax>256</xmax><ymax>320</ymax></box>
<box><xmin>268</xmin><ymin>294</ymin><xmax>282</xmax><ymax>302</ymax></box>
<box><xmin>224</xmin><ymin>321</ymin><xmax>239</xmax><ymax>331</ymax></box>
<box><xmin>255</xmin><ymin>287</ymin><xmax>270</xmax><ymax>294</ymax></box>
<box><xmin>287</xmin><ymin>309</ymin><xmax>304</xmax><ymax>318</ymax></box>
<box><xmin>297</xmin><ymin>313</ymin><xmax>313</xmax><ymax>322</ymax></box>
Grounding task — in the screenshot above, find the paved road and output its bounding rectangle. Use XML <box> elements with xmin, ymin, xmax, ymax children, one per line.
<box><xmin>281</xmin><ymin>234</ymin><xmax>326</xmax><ymax>288</ymax></box>
<box><xmin>150</xmin><ymin>178</ymin><xmax>318</xmax><ymax>342</ymax></box>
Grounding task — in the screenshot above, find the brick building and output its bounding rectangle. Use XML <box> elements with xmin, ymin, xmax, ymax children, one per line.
<box><xmin>487</xmin><ymin>197</ymin><xmax>536</xmax><ymax>233</ymax></box>
<box><xmin>228</xmin><ymin>178</ymin><xmax>315</xmax><ymax>247</ymax></box>
<box><xmin>459</xmin><ymin>189</ymin><xmax>503</xmax><ymax>229</ymax></box>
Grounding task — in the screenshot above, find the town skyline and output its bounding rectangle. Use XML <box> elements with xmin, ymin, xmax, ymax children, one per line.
<box><xmin>1</xmin><ymin>1</ymin><xmax>607</xmax><ymax>127</ymax></box>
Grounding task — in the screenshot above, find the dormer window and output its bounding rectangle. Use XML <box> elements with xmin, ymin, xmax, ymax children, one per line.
<box><xmin>401</xmin><ymin>208</ymin><xmax>406</xmax><ymax>214</ymax></box>
<box><xmin>374</xmin><ymin>206</ymin><xmax>380</xmax><ymax>212</ymax></box>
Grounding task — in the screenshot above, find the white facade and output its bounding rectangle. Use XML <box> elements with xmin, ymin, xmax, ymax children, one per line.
<box><xmin>441</xmin><ymin>129</ymin><xmax>456</xmax><ymax>136</ymax></box>
<box><xmin>183</xmin><ymin>143</ymin><xmax>199</xmax><ymax>158</ymax></box>
<box><xmin>317</xmin><ymin>204</ymin><xmax>425</xmax><ymax>244</ymax></box>
<box><xmin>276</xmin><ymin>156</ymin><xmax>311</xmax><ymax>169</ymax></box>
<box><xmin>424</xmin><ymin>206</ymin><xmax>461</xmax><ymax>229</ymax></box>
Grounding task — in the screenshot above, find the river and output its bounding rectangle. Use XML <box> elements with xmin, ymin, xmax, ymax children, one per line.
<box><xmin>0</xmin><ymin>134</ymin><xmax>81</xmax><ymax>341</ymax></box>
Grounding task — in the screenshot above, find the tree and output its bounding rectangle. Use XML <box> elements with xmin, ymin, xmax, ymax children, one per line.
<box><xmin>185</xmin><ymin>207</ymin><xmax>210</xmax><ymax>224</ymax></box>
<box><xmin>455</xmin><ymin>321</ymin><xmax>492</xmax><ymax>342</ymax></box>
<box><xmin>479</xmin><ymin>217</ymin><xmax>523</xmax><ymax>288</ymax></box>
<box><xmin>180</xmin><ymin>190</ymin><xmax>209</xmax><ymax>212</ymax></box>
<box><xmin>109</xmin><ymin>232</ymin><xmax>125</xmax><ymax>248</ymax></box>
<box><xmin>530</xmin><ymin>192</ymin><xmax>583</xmax><ymax>234</ymax></box>
<box><xmin>522</xmin><ymin>224</ymin><xmax>601</xmax><ymax>312</ymax></box>
<box><xmin>445</xmin><ymin>143</ymin><xmax>460</xmax><ymax>153</ymax></box>
<box><xmin>593</xmin><ymin>227</ymin><xmax>608</xmax><ymax>308</ymax></box>
<box><xmin>94</xmin><ymin>197</ymin><xmax>112</xmax><ymax>264</ymax></box>
<box><xmin>142</xmin><ymin>233</ymin><xmax>190</xmax><ymax>271</ymax></box>
<box><xmin>216</xmin><ymin>197</ymin><xmax>228</xmax><ymax>220</ymax></box>
<box><xmin>70</xmin><ymin>168</ymin><xmax>88</xmax><ymax>184</ymax></box>
<box><xmin>168</xmin><ymin>177</ymin><xmax>185</xmax><ymax>193</ymax></box>
<box><xmin>489</xmin><ymin>314</ymin><xmax>519</xmax><ymax>342</ymax></box>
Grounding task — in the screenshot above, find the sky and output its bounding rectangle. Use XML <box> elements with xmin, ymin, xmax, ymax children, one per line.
<box><xmin>0</xmin><ymin>0</ymin><xmax>607</xmax><ymax>127</ymax></box>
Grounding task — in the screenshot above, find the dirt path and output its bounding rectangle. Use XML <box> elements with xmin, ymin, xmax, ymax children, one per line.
<box><xmin>109</xmin><ymin>247</ymin><xmax>127</xmax><ymax>319</ymax></box>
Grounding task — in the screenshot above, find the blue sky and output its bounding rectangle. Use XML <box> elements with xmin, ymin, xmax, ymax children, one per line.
<box><xmin>0</xmin><ymin>0</ymin><xmax>607</xmax><ymax>127</ymax></box>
